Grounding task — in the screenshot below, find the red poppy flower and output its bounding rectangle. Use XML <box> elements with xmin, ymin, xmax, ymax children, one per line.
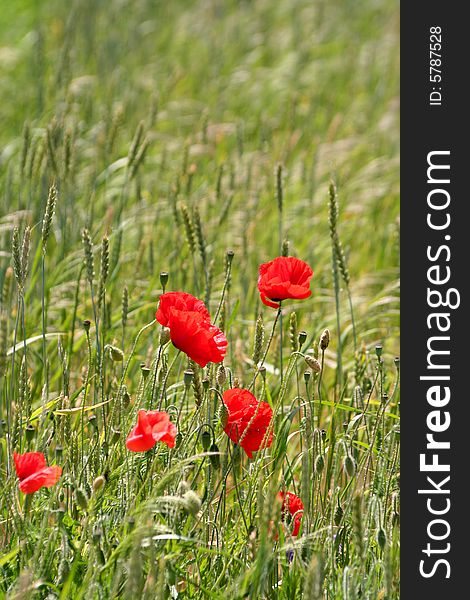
<box><xmin>156</xmin><ymin>292</ymin><xmax>210</xmax><ymax>327</ymax></box>
<box><xmin>126</xmin><ymin>409</ymin><xmax>177</xmax><ymax>452</ymax></box>
<box><xmin>223</xmin><ymin>388</ymin><xmax>273</xmax><ymax>458</ymax></box>
<box><xmin>156</xmin><ymin>292</ymin><xmax>227</xmax><ymax>367</ymax></box>
<box><xmin>13</xmin><ymin>451</ymin><xmax>62</xmax><ymax>494</ymax></box>
<box><xmin>258</xmin><ymin>256</ymin><xmax>313</xmax><ymax>308</ymax></box>
<box><xmin>278</xmin><ymin>491</ymin><xmax>304</xmax><ymax>536</ymax></box>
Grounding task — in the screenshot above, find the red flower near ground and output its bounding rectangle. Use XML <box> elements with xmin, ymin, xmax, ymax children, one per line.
<box><xmin>223</xmin><ymin>388</ymin><xmax>273</xmax><ymax>458</ymax></box>
<box><xmin>278</xmin><ymin>491</ymin><xmax>304</xmax><ymax>536</ymax></box>
<box><xmin>13</xmin><ymin>451</ymin><xmax>62</xmax><ymax>494</ymax></box>
<box><xmin>258</xmin><ymin>256</ymin><xmax>313</xmax><ymax>308</ymax></box>
<box><xmin>156</xmin><ymin>292</ymin><xmax>210</xmax><ymax>327</ymax></box>
<box><xmin>126</xmin><ymin>409</ymin><xmax>177</xmax><ymax>452</ymax></box>
<box><xmin>156</xmin><ymin>292</ymin><xmax>227</xmax><ymax>367</ymax></box>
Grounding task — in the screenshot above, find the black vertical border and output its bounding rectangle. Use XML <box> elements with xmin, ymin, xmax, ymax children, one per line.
<box><xmin>401</xmin><ymin>2</ymin><xmax>466</xmax><ymax>597</ymax></box>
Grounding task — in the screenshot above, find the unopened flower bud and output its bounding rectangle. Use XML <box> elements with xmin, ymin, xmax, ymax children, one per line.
<box><xmin>304</xmin><ymin>355</ymin><xmax>321</xmax><ymax>373</ymax></box>
<box><xmin>375</xmin><ymin>344</ymin><xmax>383</xmax><ymax>358</ymax></box>
<box><xmin>160</xmin><ymin>271</ymin><xmax>169</xmax><ymax>291</ymax></box>
<box><xmin>298</xmin><ymin>330</ymin><xmax>307</xmax><ymax>347</ymax></box>
<box><xmin>83</xmin><ymin>319</ymin><xmax>91</xmax><ymax>333</ymax></box>
<box><xmin>160</xmin><ymin>326</ymin><xmax>171</xmax><ymax>345</ymax></box>
<box><xmin>140</xmin><ymin>364</ymin><xmax>150</xmax><ymax>379</ymax></box>
<box><xmin>303</xmin><ymin>371</ymin><xmax>311</xmax><ymax>384</ymax></box>
<box><xmin>122</xmin><ymin>388</ymin><xmax>131</xmax><ymax>408</ymax></box>
<box><xmin>320</xmin><ymin>329</ymin><xmax>330</xmax><ymax>350</ymax></box>
<box><xmin>25</xmin><ymin>425</ymin><xmax>35</xmax><ymax>442</ymax></box>
<box><xmin>93</xmin><ymin>475</ymin><xmax>106</xmax><ymax>493</ymax></box>
<box><xmin>111</xmin><ymin>428</ymin><xmax>121</xmax><ymax>444</ymax></box>
<box><xmin>184</xmin><ymin>370</ymin><xmax>194</xmax><ymax>387</ymax></box>
<box><xmin>315</xmin><ymin>454</ymin><xmax>325</xmax><ymax>474</ymax></box>
<box><xmin>209</xmin><ymin>443</ymin><xmax>221</xmax><ymax>469</ymax></box>
<box><xmin>216</xmin><ymin>364</ymin><xmax>226</xmax><ymax>386</ymax></box>
<box><xmin>226</xmin><ymin>249</ymin><xmax>234</xmax><ymax>264</ymax></box>
<box><xmin>108</xmin><ymin>345</ymin><xmax>124</xmax><ymax>362</ymax></box>
<box><xmin>218</xmin><ymin>403</ymin><xmax>229</xmax><ymax>428</ymax></box>
<box><xmin>183</xmin><ymin>490</ymin><xmax>201</xmax><ymax>516</ymax></box>
<box><xmin>88</xmin><ymin>414</ymin><xmax>98</xmax><ymax>432</ymax></box>
<box><xmin>200</xmin><ymin>430</ymin><xmax>211</xmax><ymax>451</ymax></box>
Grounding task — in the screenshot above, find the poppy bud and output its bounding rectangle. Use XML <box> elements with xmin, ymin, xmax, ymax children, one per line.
<box><xmin>160</xmin><ymin>326</ymin><xmax>171</xmax><ymax>346</ymax></box>
<box><xmin>315</xmin><ymin>454</ymin><xmax>324</xmax><ymax>474</ymax></box>
<box><xmin>377</xmin><ymin>528</ymin><xmax>386</xmax><ymax>550</ymax></box>
<box><xmin>218</xmin><ymin>403</ymin><xmax>229</xmax><ymax>428</ymax></box>
<box><xmin>304</xmin><ymin>355</ymin><xmax>321</xmax><ymax>373</ymax></box>
<box><xmin>394</xmin><ymin>356</ymin><xmax>400</xmax><ymax>368</ymax></box>
<box><xmin>122</xmin><ymin>388</ymin><xmax>131</xmax><ymax>408</ymax></box>
<box><xmin>160</xmin><ymin>271</ymin><xmax>169</xmax><ymax>291</ymax></box>
<box><xmin>320</xmin><ymin>429</ymin><xmax>326</xmax><ymax>439</ymax></box>
<box><xmin>258</xmin><ymin>366</ymin><xmax>266</xmax><ymax>380</ymax></box>
<box><xmin>140</xmin><ymin>364</ymin><xmax>150</xmax><ymax>379</ymax></box>
<box><xmin>320</xmin><ymin>329</ymin><xmax>330</xmax><ymax>350</ymax></box>
<box><xmin>226</xmin><ymin>249</ymin><xmax>234</xmax><ymax>264</ymax></box>
<box><xmin>298</xmin><ymin>330</ymin><xmax>307</xmax><ymax>347</ymax></box>
<box><xmin>200</xmin><ymin>430</ymin><xmax>211</xmax><ymax>451</ymax></box>
<box><xmin>343</xmin><ymin>455</ymin><xmax>356</xmax><ymax>477</ymax></box>
<box><xmin>375</xmin><ymin>344</ymin><xmax>383</xmax><ymax>357</ymax></box>
<box><xmin>25</xmin><ymin>424</ymin><xmax>35</xmax><ymax>442</ymax></box>
<box><xmin>183</xmin><ymin>490</ymin><xmax>201</xmax><ymax>516</ymax></box>
<box><xmin>74</xmin><ymin>488</ymin><xmax>88</xmax><ymax>511</ymax></box>
<box><xmin>83</xmin><ymin>319</ymin><xmax>91</xmax><ymax>333</ymax></box>
<box><xmin>184</xmin><ymin>369</ymin><xmax>194</xmax><ymax>387</ymax></box>
<box><xmin>216</xmin><ymin>364</ymin><xmax>226</xmax><ymax>386</ymax></box>
<box><xmin>108</xmin><ymin>345</ymin><xmax>124</xmax><ymax>362</ymax></box>
<box><xmin>209</xmin><ymin>443</ymin><xmax>220</xmax><ymax>469</ymax></box>
<box><xmin>88</xmin><ymin>414</ymin><xmax>98</xmax><ymax>433</ymax></box>
<box><xmin>93</xmin><ymin>475</ymin><xmax>106</xmax><ymax>493</ymax></box>
<box><xmin>111</xmin><ymin>428</ymin><xmax>121</xmax><ymax>445</ymax></box>
<box><xmin>303</xmin><ymin>370</ymin><xmax>311</xmax><ymax>384</ymax></box>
